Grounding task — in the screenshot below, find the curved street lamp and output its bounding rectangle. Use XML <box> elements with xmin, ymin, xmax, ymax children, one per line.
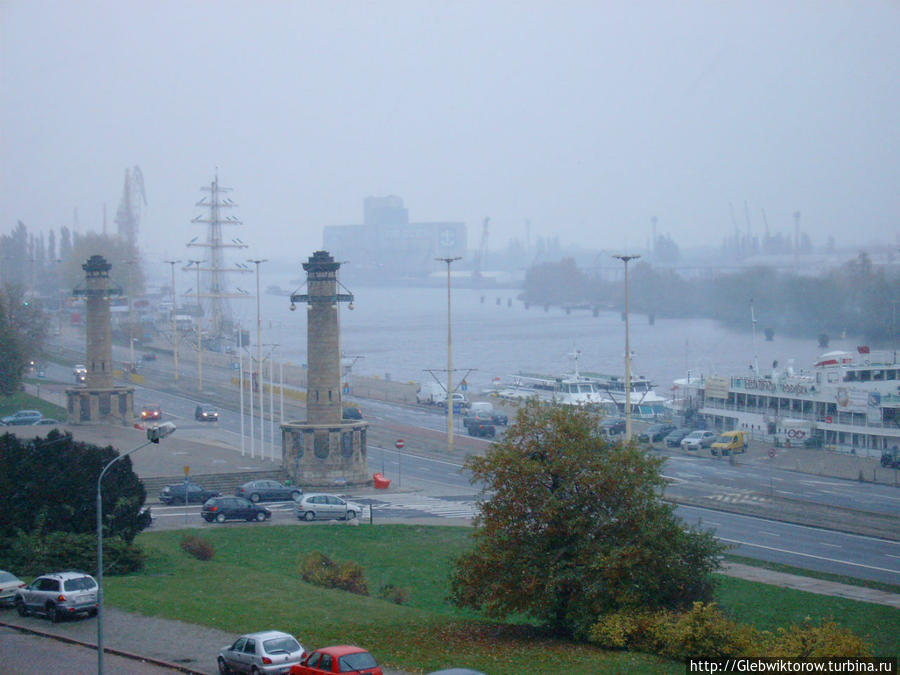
<box><xmin>97</xmin><ymin>422</ymin><xmax>176</xmax><ymax>674</ymax></box>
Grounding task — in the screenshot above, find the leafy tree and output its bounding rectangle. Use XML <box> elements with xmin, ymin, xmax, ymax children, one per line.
<box><xmin>0</xmin><ymin>429</ymin><xmax>150</xmax><ymax>542</ymax></box>
<box><xmin>1</xmin><ymin>285</ymin><xmax>49</xmax><ymax>368</ymax></box>
<box><xmin>450</xmin><ymin>400</ymin><xmax>724</xmax><ymax>639</ymax></box>
<box><xmin>0</xmin><ymin>292</ymin><xmax>27</xmax><ymax>395</ymax></box>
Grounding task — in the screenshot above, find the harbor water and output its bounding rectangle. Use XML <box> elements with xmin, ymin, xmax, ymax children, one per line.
<box><xmin>232</xmin><ymin>284</ymin><xmax>858</xmax><ymax>396</ymax></box>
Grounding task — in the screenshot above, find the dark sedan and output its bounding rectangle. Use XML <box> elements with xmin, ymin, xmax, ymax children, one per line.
<box><xmin>236</xmin><ymin>479</ymin><xmax>302</xmax><ymax>503</ymax></box>
<box><xmin>159</xmin><ymin>481</ymin><xmax>220</xmax><ymax>505</ymax></box>
<box><xmin>638</xmin><ymin>423</ymin><xmax>677</xmax><ymax>443</ymax></box>
<box><xmin>664</xmin><ymin>428</ymin><xmax>692</xmax><ymax>447</ymax></box>
<box><xmin>202</xmin><ymin>496</ymin><xmax>271</xmax><ymax>523</ymax></box>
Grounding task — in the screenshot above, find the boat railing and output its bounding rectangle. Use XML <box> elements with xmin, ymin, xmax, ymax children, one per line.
<box><xmin>699</xmin><ymin>398</ymin><xmax>899</xmax><ymax>431</ymax></box>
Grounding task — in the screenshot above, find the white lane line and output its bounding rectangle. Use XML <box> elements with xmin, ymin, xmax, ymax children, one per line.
<box><xmin>719</xmin><ymin>537</ymin><xmax>900</xmax><ymax>575</ymax></box>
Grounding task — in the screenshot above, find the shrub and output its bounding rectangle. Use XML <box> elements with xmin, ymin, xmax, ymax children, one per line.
<box><xmin>378</xmin><ymin>583</ymin><xmax>410</xmax><ymax>606</ymax></box>
<box><xmin>0</xmin><ymin>530</ymin><xmax>143</xmax><ymax>576</ymax></box>
<box><xmin>180</xmin><ymin>534</ymin><xmax>214</xmax><ymax>561</ymax></box>
<box><xmin>298</xmin><ymin>551</ymin><xmax>368</xmax><ymax>596</ymax></box>
<box><xmin>771</xmin><ymin>619</ymin><xmax>871</xmax><ymax>658</ymax></box>
<box><xmin>588</xmin><ymin>604</ymin><xmax>870</xmax><ymax>660</ymax></box>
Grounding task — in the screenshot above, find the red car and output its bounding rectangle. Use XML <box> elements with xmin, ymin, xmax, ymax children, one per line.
<box><xmin>290</xmin><ymin>645</ymin><xmax>383</xmax><ymax>675</ymax></box>
<box><xmin>141</xmin><ymin>404</ymin><xmax>162</xmax><ymax>421</ymax></box>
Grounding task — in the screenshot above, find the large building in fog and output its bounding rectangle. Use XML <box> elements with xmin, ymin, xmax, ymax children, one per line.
<box><xmin>323</xmin><ymin>196</ymin><xmax>467</xmax><ymax>281</ymax></box>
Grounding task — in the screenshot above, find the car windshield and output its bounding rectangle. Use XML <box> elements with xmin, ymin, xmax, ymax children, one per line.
<box><xmin>263</xmin><ymin>636</ymin><xmax>301</xmax><ymax>654</ymax></box>
<box><xmin>339</xmin><ymin>652</ymin><xmax>377</xmax><ymax>671</ymax></box>
<box><xmin>63</xmin><ymin>576</ymin><xmax>96</xmax><ymax>591</ymax></box>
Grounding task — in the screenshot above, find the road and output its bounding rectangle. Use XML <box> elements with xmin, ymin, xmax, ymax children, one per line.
<box><xmin>42</xmin><ymin>345</ymin><xmax>900</xmax><ymax>586</ymax></box>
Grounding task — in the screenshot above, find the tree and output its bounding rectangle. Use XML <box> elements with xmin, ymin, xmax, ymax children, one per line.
<box><xmin>0</xmin><ymin>292</ymin><xmax>27</xmax><ymax>395</ymax></box>
<box><xmin>450</xmin><ymin>400</ymin><xmax>724</xmax><ymax>639</ymax></box>
<box><xmin>0</xmin><ymin>429</ymin><xmax>150</xmax><ymax>542</ymax></box>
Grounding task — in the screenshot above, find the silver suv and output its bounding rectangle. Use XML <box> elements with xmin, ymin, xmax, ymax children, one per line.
<box><xmin>15</xmin><ymin>571</ymin><xmax>98</xmax><ymax>622</ymax></box>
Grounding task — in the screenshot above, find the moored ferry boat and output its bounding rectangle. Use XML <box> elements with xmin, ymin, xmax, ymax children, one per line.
<box><xmin>497</xmin><ymin>358</ymin><xmax>669</xmax><ymax>418</ymax></box>
<box><xmin>674</xmin><ymin>347</ymin><xmax>900</xmax><ymax>458</ymax></box>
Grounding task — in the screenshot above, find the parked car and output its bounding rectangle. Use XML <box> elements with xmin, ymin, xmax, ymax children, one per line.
<box><xmin>218</xmin><ymin>630</ymin><xmax>306</xmax><ymax>675</ymax></box>
<box><xmin>638</xmin><ymin>423</ymin><xmax>676</xmax><ymax>443</ymax></box>
<box><xmin>710</xmin><ymin>430</ymin><xmax>751</xmax><ymax>456</ymax></box>
<box><xmin>159</xmin><ymin>481</ymin><xmax>221</xmax><ymax>505</ymax></box>
<box><xmin>290</xmin><ymin>645</ymin><xmax>383</xmax><ymax>675</ymax></box>
<box><xmin>195</xmin><ymin>405</ymin><xmax>219</xmax><ymax>422</ymax></box>
<box><xmin>680</xmin><ymin>429</ymin><xmax>717</xmax><ymax>450</ymax></box>
<box><xmin>142</xmin><ymin>352</ymin><xmax>157</xmax><ymax>361</ymax></box>
<box><xmin>202</xmin><ymin>496</ymin><xmax>271</xmax><ymax>523</ymax></box>
<box><xmin>438</xmin><ymin>392</ymin><xmax>470</xmax><ymax>413</ymax></box>
<box><xmin>664</xmin><ymin>428</ymin><xmax>691</xmax><ymax>447</ymax></box>
<box><xmin>598</xmin><ymin>417</ymin><xmax>626</xmax><ymax>436</ymax></box>
<box><xmin>32</xmin><ymin>417</ymin><xmax>60</xmax><ymax>426</ymax></box>
<box><xmin>141</xmin><ymin>404</ymin><xmax>162</xmax><ymax>422</ymax></box>
<box><xmin>1</xmin><ymin>410</ymin><xmax>43</xmax><ymax>426</ymax></box>
<box><xmin>0</xmin><ymin>569</ymin><xmax>26</xmax><ymax>607</ymax></box>
<box><xmin>14</xmin><ymin>571</ymin><xmax>98</xmax><ymax>622</ymax></box>
<box><xmin>342</xmin><ymin>406</ymin><xmax>363</xmax><ymax>420</ymax></box>
<box><xmin>295</xmin><ymin>494</ymin><xmax>363</xmax><ymax>521</ymax></box>
<box><xmin>236</xmin><ymin>480</ymin><xmax>302</xmax><ymax>503</ymax></box>
<box><xmin>462</xmin><ymin>412</ymin><xmax>498</xmax><ymax>438</ymax></box>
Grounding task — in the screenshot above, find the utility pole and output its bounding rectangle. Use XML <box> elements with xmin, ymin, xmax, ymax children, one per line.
<box><xmin>613</xmin><ymin>254</ymin><xmax>640</xmax><ymax>443</ymax></box>
<box><xmin>186</xmin><ymin>259</ymin><xmax>204</xmax><ymax>391</ymax></box>
<box><xmin>436</xmin><ymin>256</ymin><xmax>461</xmax><ymax>452</ymax></box>
<box><xmin>164</xmin><ymin>260</ymin><xmax>182</xmax><ymax>381</ymax></box>
<box><xmin>249</xmin><ymin>259</ymin><xmax>267</xmax><ymax>459</ymax></box>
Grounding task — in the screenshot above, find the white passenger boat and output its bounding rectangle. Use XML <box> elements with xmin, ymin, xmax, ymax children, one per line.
<box><xmin>497</xmin><ymin>352</ymin><xmax>669</xmax><ymax>418</ymax></box>
<box><xmin>674</xmin><ymin>347</ymin><xmax>900</xmax><ymax>458</ymax></box>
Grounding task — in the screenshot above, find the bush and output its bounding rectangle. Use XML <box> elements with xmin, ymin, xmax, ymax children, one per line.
<box><xmin>378</xmin><ymin>583</ymin><xmax>410</xmax><ymax>605</ymax></box>
<box><xmin>771</xmin><ymin>619</ymin><xmax>871</xmax><ymax>658</ymax></box>
<box><xmin>588</xmin><ymin>603</ymin><xmax>870</xmax><ymax>660</ymax></box>
<box><xmin>180</xmin><ymin>534</ymin><xmax>214</xmax><ymax>561</ymax></box>
<box><xmin>0</xmin><ymin>530</ymin><xmax>143</xmax><ymax>576</ymax></box>
<box><xmin>298</xmin><ymin>551</ymin><xmax>368</xmax><ymax>596</ymax></box>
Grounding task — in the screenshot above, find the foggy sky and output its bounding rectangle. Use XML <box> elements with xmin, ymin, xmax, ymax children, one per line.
<box><xmin>2</xmin><ymin>0</ymin><xmax>898</xmax><ymax>266</ymax></box>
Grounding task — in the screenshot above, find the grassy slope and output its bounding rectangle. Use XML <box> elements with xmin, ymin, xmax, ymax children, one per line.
<box><xmin>0</xmin><ymin>391</ymin><xmax>67</xmax><ymax>419</ymax></box>
<box><xmin>106</xmin><ymin>525</ymin><xmax>899</xmax><ymax>674</ymax></box>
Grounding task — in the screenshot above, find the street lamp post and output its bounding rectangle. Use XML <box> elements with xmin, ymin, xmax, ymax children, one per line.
<box><xmin>249</xmin><ymin>259</ymin><xmax>267</xmax><ymax>459</ymax></box>
<box><xmin>186</xmin><ymin>260</ymin><xmax>204</xmax><ymax>391</ymax></box>
<box><xmin>164</xmin><ymin>260</ymin><xmax>182</xmax><ymax>382</ymax></box>
<box><xmin>436</xmin><ymin>257</ymin><xmax>461</xmax><ymax>453</ymax></box>
<box><xmin>97</xmin><ymin>423</ymin><xmax>176</xmax><ymax>674</ymax></box>
<box><xmin>613</xmin><ymin>254</ymin><xmax>640</xmax><ymax>442</ymax></box>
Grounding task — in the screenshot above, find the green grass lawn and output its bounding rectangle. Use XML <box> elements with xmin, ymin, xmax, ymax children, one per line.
<box><xmin>106</xmin><ymin>524</ymin><xmax>900</xmax><ymax>674</ymax></box>
<box><xmin>0</xmin><ymin>391</ymin><xmax>66</xmax><ymax>420</ymax></box>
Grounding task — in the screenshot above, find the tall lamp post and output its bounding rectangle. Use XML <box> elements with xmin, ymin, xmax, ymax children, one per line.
<box><xmin>436</xmin><ymin>256</ymin><xmax>461</xmax><ymax>453</ymax></box>
<box><xmin>613</xmin><ymin>254</ymin><xmax>640</xmax><ymax>442</ymax></box>
<box><xmin>249</xmin><ymin>259</ymin><xmax>267</xmax><ymax>459</ymax></box>
<box><xmin>124</xmin><ymin>260</ymin><xmax>137</xmax><ymax>371</ymax></box>
<box><xmin>97</xmin><ymin>422</ymin><xmax>176</xmax><ymax>674</ymax></box>
<box><xmin>163</xmin><ymin>259</ymin><xmax>182</xmax><ymax>382</ymax></box>
<box><xmin>186</xmin><ymin>260</ymin><xmax>204</xmax><ymax>391</ymax></box>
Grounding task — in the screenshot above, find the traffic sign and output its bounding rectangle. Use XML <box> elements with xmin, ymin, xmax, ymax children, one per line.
<box><xmin>395</xmin><ymin>439</ymin><xmax>405</xmax><ymax>449</ymax></box>
<box><xmin>825</xmin><ymin>416</ymin><xmax>833</xmax><ymax>424</ymax></box>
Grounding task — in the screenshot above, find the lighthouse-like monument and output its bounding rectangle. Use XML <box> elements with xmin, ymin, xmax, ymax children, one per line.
<box><xmin>282</xmin><ymin>251</ymin><xmax>369</xmax><ymax>486</ymax></box>
<box><xmin>66</xmin><ymin>255</ymin><xmax>134</xmax><ymax>424</ymax></box>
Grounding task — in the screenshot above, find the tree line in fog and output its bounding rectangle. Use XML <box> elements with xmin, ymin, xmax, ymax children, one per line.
<box><xmin>522</xmin><ymin>252</ymin><xmax>898</xmax><ymax>345</ymax></box>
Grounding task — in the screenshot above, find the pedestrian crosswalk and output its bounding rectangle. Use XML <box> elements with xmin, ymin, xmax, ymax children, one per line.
<box><xmin>704</xmin><ymin>488</ymin><xmax>771</xmax><ymax>505</ymax></box>
<box><xmin>358</xmin><ymin>493</ymin><xmax>479</xmax><ymax>520</ymax></box>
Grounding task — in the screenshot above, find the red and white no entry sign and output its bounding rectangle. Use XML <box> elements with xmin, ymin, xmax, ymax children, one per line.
<box><xmin>395</xmin><ymin>439</ymin><xmax>405</xmax><ymax>449</ymax></box>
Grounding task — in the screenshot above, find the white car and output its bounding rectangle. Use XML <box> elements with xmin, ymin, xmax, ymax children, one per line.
<box><xmin>680</xmin><ymin>430</ymin><xmax>717</xmax><ymax>450</ymax></box>
<box><xmin>0</xmin><ymin>570</ymin><xmax>25</xmax><ymax>607</ymax></box>
<box><xmin>295</xmin><ymin>493</ymin><xmax>363</xmax><ymax>521</ymax></box>
<box><xmin>218</xmin><ymin>630</ymin><xmax>306</xmax><ymax>675</ymax></box>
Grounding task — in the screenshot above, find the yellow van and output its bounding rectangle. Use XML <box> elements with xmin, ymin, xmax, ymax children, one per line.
<box><xmin>710</xmin><ymin>430</ymin><xmax>750</xmax><ymax>456</ymax></box>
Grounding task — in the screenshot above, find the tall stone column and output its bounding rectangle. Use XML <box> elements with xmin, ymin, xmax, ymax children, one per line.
<box><xmin>83</xmin><ymin>255</ymin><xmax>114</xmax><ymax>389</ymax></box>
<box><xmin>66</xmin><ymin>254</ymin><xmax>134</xmax><ymax>425</ymax></box>
<box><xmin>304</xmin><ymin>251</ymin><xmax>344</xmax><ymax>424</ymax></box>
<box><xmin>283</xmin><ymin>250</ymin><xmax>368</xmax><ymax>487</ymax></box>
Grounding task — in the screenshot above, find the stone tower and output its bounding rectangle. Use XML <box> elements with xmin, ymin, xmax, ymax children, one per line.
<box><xmin>66</xmin><ymin>255</ymin><xmax>134</xmax><ymax>424</ymax></box>
<box><xmin>282</xmin><ymin>251</ymin><xmax>369</xmax><ymax>486</ymax></box>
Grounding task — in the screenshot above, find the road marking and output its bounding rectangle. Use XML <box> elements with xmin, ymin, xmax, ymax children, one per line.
<box><xmin>759</xmin><ymin>531</ymin><xmax>781</xmax><ymax>537</ymax></box>
<box><xmin>719</xmin><ymin>537</ymin><xmax>900</xmax><ymax>576</ymax></box>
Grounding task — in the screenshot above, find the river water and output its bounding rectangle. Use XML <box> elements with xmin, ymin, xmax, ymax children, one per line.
<box><xmin>230</xmin><ymin>284</ymin><xmax>863</xmax><ymax>397</ymax></box>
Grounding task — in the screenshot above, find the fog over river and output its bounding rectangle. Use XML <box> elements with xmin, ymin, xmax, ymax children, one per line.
<box><xmin>232</xmin><ymin>285</ymin><xmax>862</xmax><ymax>397</ymax></box>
